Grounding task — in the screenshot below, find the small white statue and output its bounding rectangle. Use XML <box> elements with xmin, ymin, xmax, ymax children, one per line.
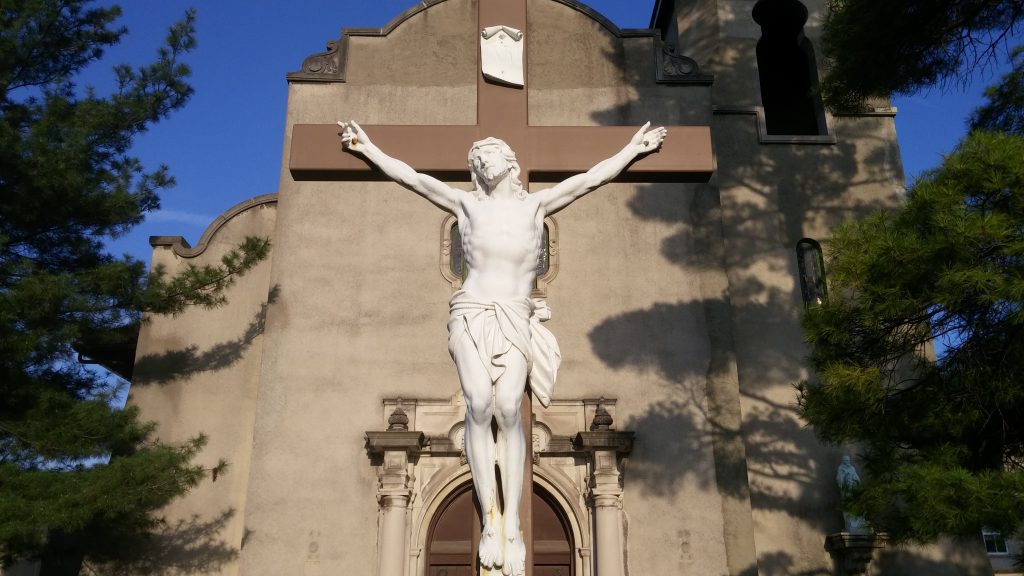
<box><xmin>339</xmin><ymin>120</ymin><xmax>666</xmax><ymax>576</ymax></box>
<box><xmin>836</xmin><ymin>454</ymin><xmax>868</xmax><ymax>534</ymax></box>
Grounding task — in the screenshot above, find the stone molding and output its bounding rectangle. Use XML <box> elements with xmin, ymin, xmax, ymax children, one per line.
<box><xmin>287</xmin><ymin>0</ymin><xmax>710</xmax><ymax>85</ymax></box>
<box><xmin>549</xmin><ymin>0</ymin><xmax>652</xmax><ymax>37</ymax></box>
<box><xmin>149</xmin><ymin>193</ymin><xmax>278</xmax><ymax>258</ymax></box>
<box><xmin>713</xmin><ymin>105</ymin><xmax>838</xmax><ymax>144</ymax></box>
<box><xmin>365</xmin><ymin>431</ymin><xmax>427</xmax><ymax>456</ymax></box>
<box><xmin>824</xmin><ymin>532</ymin><xmax>887</xmax><ymax>576</ymax></box>
<box><xmin>343</xmin><ymin>0</ymin><xmax>449</xmax><ymax>38</ymax></box>
<box><xmin>574</xmin><ymin>430</ymin><xmax>636</xmax><ymax>455</ymax></box>
<box><xmin>832</xmin><ymin>107</ymin><xmax>898</xmax><ymax>117</ymax></box>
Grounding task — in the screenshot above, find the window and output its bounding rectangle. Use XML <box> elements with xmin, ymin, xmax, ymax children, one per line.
<box><xmin>441</xmin><ymin>215</ymin><xmax>558</xmax><ymax>295</ymax></box>
<box><xmin>448</xmin><ymin>224</ymin><xmax>549</xmax><ymax>280</ymax></box>
<box><xmin>449</xmin><ymin>222</ymin><xmax>467</xmax><ymax>281</ymax></box>
<box><xmin>983</xmin><ymin>530</ymin><xmax>1009</xmax><ymax>555</ymax></box>
<box><xmin>796</xmin><ymin>238</ymin><xmax>826</xmax><ymax>305</ymax></box>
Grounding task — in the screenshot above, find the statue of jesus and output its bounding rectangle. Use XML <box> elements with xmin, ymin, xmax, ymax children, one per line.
<box><xmin>339</xmin><ymin>120</ymin><xmax>666</xmax><ymax>576</ymax></box>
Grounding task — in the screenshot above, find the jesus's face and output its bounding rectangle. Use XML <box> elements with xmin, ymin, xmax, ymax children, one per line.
<box><xmin>471</xmin><ymin>144</ymin><xmax>511</xmax><ymax>187</ymax></box>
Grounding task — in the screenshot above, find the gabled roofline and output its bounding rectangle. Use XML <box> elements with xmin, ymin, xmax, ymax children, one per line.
<box><xmin>150</xmin><ymin>194</ymin><xmax>278</xmax><ymax>258</ymax></box>
<box><xmin>287</xmin><ymin>0</ymin><xmax>661</xmax><ymax>83</ymax></box>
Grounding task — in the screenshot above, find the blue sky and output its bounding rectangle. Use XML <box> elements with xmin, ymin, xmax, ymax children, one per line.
<box><xmin>90</xmin><ymin>1</ymin><xmax>1019</xmax><ymax>260</ymax></box>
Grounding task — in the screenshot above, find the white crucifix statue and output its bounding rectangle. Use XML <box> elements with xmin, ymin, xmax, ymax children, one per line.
<box><xmin>338</xmin><ymin>120</ymin><xmax>666</xmax><ymax>576</ymax></box>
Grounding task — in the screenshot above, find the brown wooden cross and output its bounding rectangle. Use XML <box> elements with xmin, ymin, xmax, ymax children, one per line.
<box><xmin>289</xmin><ymin>4</ymin><xmax>713</xmax><ymax>185</ymax></box>
<box><xmin>288</xmin><ymin>1</ymin><xmax>713</xmax><ymax>574</ymax></box>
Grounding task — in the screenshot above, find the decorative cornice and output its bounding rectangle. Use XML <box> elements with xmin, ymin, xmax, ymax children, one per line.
<box><xmin>573</xmin><ymin>430</ymin><xmax>635</xmax><ymax>454</ymax></box>
<box><xmin>287</xmin><ymin>36</ymin><xmax>348</xmax><ymax>82</ymax></box>
<box><xmin>712</xmin><ymin>106</ymin><xmax>838</xmax><ymax>144</ymax></box>
<box><xmin>149</xmin><ymin>194</ymin><xmax>278</xmax><ymax>258</ymax></box>
<box><xmin>655</xmin><ymin>36</ymin><xmax>714</xmax><ymax>85</ymax></box>
<box><xmin>365</xmin><ymin>431</ymin><xmax>427</xmax><ymax>455</ymax></box>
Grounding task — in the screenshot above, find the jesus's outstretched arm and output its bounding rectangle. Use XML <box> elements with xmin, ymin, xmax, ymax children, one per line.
<box><xmin>534</xmin><ymin>122</ymin><xmax>666</xmax><ymax>215</ymax></box>
<box><xmin>338</xmin><ymin>120</ymin><xmax>462</xmax><ymax>213</ymax></box>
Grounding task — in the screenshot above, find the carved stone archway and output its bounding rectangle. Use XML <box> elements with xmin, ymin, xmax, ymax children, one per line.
<box><xmin>424</xmin><ymin>481</ymin><xmax>576</xmax><ymax>576</ymax></box>
<box><xmin>366</xmin><ymin>397</ymin><xmax>629</xmax><ymax>576</ymax></box>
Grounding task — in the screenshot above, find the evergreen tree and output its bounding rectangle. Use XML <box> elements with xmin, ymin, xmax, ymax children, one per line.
<box><xmin>820</xmin><ymin>0</ymin><xmax>1023</xmax><ymax>111</ymax></box>
<box><xmin>0</xmin><ymin>0</ymin><xmax>269</xmax><ymax>566</ymax></box>
<box><xmin>970</xmin><ymin>45</ymin><xmax>1024</xmax><ymax>136</ymax></box>
<box><xmin>798</xmin><ymin>130</ymin><xmax>1024</xmax><ymax>541</ymax></box>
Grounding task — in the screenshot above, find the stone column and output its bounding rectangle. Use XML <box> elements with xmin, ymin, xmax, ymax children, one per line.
<box><xmin>366</xmin><ymin>406</ymin><xmax>425</xmax><ymax>576</ymax></box>
<box><xmin>591</xmin><ymin>465</ymin><xmax>624</xmax><ymax>576</ymax></box>
<box><xmin>574</xmin><ymin>403</ymin><xmax>634</xmax><ymax>576</ymax></box>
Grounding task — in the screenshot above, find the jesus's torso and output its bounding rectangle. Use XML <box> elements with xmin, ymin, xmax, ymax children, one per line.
<box><xmin>457</xmin><ymin>192</ymin><xmax>544</xmax><ymax>301</ymax></box>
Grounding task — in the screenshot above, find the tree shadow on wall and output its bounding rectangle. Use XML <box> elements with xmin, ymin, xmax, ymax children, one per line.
<box><xmin>740</xmin><ymin>550</ymin><xmax>832</xmax><ymax>576</ymax></box>
<box><xmin>132</xmin><ymin>284</ymin><xmax>280</xmax><ymax>385</ymax></box>
<box><xmin>875</xmin><ymin>540</ymin><xmax>995</xmax><ymax>576</ymax></box>
<box><xmin>91</xmin><ymin>509</ymin><xmax>240</xmax><ymax>575</ymax></box>
<box><xmin>586</xmin><ymin>179</ymin><xmax>846</xmax><ymax>528</ymax></box>
<box><xmin>571</xmin><ymin>5</ymin><xmax>905</xmax><ymax>569</ymax></box>
<box><xmin>121</xmin><ymin>284</ymin><xmax>279</xmax><ymax>572</ymax></box>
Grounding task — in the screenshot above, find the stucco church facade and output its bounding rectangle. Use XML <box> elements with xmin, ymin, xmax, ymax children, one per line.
<box><xmin>126</xmin><ymin>1</ymin><xmax>994</xmax><ymax>575</ymax></box>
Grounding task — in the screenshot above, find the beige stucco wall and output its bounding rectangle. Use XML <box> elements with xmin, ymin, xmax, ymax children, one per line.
<box><xmin>128</xmin><ymin>1</ymin><xmax>995</xmax><ymax>575</ymax></box>
<box><xmin>238</xmin><ymin>2</ymin><xmax>477</xmax><ymax>572</ymax></box>
<box><xmin>129</xmin><ymin>197</ymin><xmax>277</xmax><ymax>575</ymax></box>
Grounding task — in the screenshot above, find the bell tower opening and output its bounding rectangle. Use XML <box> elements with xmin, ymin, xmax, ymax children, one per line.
<box><xmin>753</xmin><ymin>0</ymin><xmax>827</xmax><ymax>135</ymax></box>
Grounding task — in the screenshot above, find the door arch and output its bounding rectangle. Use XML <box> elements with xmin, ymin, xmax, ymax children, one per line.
<box><xmin>425</xmin><ymin>483</ymin><xmax>574</xmax><ymax>576</ymax></box>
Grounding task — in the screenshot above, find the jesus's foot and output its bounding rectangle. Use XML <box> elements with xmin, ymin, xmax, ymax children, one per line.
<box><xmin>501</xmin><ymin>532</ymin><xmax>525</xmax><ymax>576</ymax></box>
<box><xmin>479</xmin><ymin>524</ymin><xmax>504</xmax><ymax>570</ymax></box>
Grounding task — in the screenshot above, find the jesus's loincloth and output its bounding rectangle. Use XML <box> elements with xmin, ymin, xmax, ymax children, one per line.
<box><xmin>447</xmin><ymin>289</ymin><xmax>561</xmax><ymax>407</ymax></box>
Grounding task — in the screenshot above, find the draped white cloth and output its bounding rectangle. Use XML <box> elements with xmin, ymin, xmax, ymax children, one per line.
<box><xmin>447</xmin><ymin>290</ymin><xmax>561</xmax><ymax>407</ymax></box>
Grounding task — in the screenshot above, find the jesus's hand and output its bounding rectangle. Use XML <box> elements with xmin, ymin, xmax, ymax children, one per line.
<box><xmin>630</xmin><ymin>121</ymin><xmax>667</xmax><ymax>154</ymax></box>
<box><xmin>338</xmin><ymin>120</ymin><xmax>370</xmax><ymax>153</ymax></box>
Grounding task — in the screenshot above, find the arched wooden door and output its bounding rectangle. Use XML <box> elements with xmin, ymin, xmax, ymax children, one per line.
<box><xmin>426</xmin><ymin>484</ymin><xmax>573</xmax><ymax>576</ymax></box>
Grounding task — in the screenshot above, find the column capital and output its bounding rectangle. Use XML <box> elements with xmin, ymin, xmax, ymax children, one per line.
<box><xmin>590</xmin><ymin>493</ymin><xmax>622</xmax><ymax>508</ymax></box>
<box><xmin>366</xmin><ymin>429</ymin><xmax>424</xmax><ymax>502</ymax></box>
<box><xmin>379</xmin><ymin>490</ymin><xmax>413</xmax><ymax>508</ymax></box>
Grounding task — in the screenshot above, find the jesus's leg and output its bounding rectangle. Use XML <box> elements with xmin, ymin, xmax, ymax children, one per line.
<box><xmin>452</xmin><ymin>336</ymin><xmax>503</xmax><ymax>569</ymax></box>
<box><xmin>494</xmin><ymin>351</ymin><xmax>529</xmax><ymax>576</ymax></box>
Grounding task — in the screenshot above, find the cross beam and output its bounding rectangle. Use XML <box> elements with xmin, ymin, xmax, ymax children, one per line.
<box><xmin>290</xmin><ymin>124</ymin><xmax>713</xmax><ymax>182</ymax></box>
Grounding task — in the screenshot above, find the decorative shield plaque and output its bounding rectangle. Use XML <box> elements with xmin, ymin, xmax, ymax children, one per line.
<box><xmin>480</xmin><ymin>25</ymin><xmax>524</xmax><ymax>86</ymax></box>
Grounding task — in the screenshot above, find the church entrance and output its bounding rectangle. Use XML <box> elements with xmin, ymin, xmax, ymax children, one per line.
<box><xmin>426</xmin><ymin>483</ymin><xmax>574</xmax><ymax>576</ymax></box>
